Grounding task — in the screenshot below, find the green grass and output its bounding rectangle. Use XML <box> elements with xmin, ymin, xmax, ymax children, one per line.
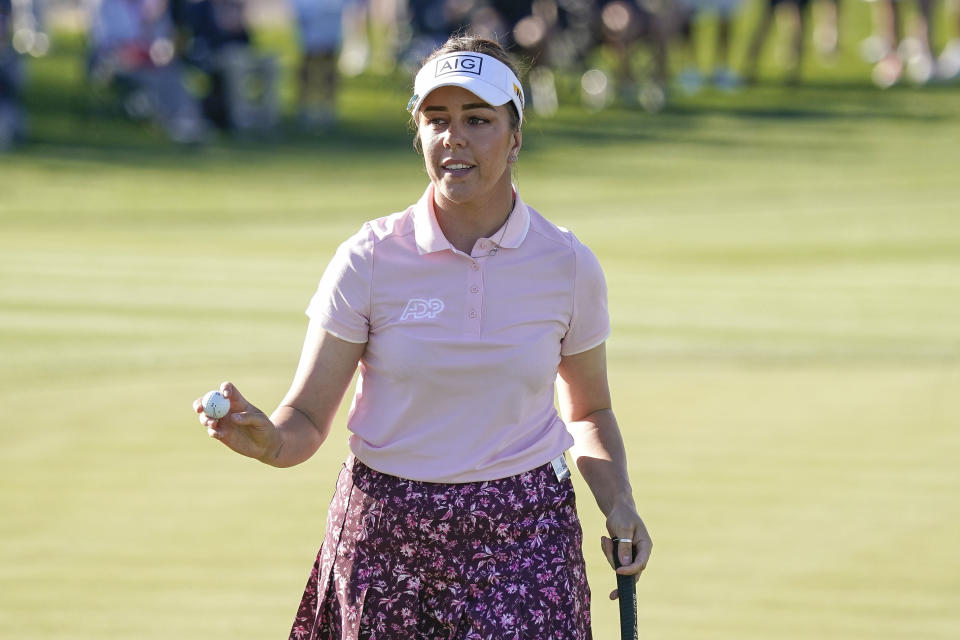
<box><xmin>2</xmin><ymin>7</ymin><xmax>960</xmax><ymax>638</ymax></box>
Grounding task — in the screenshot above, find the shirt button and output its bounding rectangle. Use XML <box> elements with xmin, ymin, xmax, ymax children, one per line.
<box><xmin>471</xmin><ymin>263</ymin><xmax>479</xmax><ymax>271</ymax></box>
<box><xmin>468</xmin><ymin>310</ymin><xmax>478</xmax><ymax>318</ymax></box>
<box><xmin>471</xmin><ymin>286</ymin><xmax>479</xmax><ymax>293</ymax></box>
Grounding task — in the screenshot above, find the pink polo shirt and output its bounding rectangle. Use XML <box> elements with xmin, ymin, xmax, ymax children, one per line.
<box><xmin>307</xmin><ymin>185</ymin><xmax>610</xmax><ymax>483</ymax></box>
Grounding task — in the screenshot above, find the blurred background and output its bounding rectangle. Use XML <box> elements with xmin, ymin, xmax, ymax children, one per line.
<box><xmin>1</xmin><ymin>1</ymin><xmax>959</xmax><ymax>638</ymax></box>
<box><xmin>4</xmin><ymin>0</ymin><xmax>960</xmax><ymax>145</ymax></box>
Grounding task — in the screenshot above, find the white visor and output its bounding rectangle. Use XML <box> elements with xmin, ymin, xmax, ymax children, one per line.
<box><xmin>407</xmin><ymin>52</ymin><xmax>525</xmax><ymax>125</ymax></box>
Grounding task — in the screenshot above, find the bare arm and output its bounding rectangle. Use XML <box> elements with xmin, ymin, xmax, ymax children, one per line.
<box><xmin>557</xmin><ymin>343</ymin><xmax>652</xmax><ymax>596</ymax></box>
<box><xmin>265</xmin><ymin>319</ymin><xmax>365</xmax><ymax>466</ymax></box>
<box><xmin>194</xmin><ymin>318</ymin><xmax>364</xmax><ymax>468</ymax></box>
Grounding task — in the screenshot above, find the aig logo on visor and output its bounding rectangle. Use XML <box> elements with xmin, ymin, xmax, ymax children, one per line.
<box><xmin>435</xmin><ymin>54</ymin><xmax>483</xmax><ymax>77</ymax></box>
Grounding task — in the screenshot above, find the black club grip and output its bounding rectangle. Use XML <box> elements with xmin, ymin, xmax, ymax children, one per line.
<box><xmin>613</xmin><ymin>539</ymin><xmax>638</xmax><ymax>640</ymax></box>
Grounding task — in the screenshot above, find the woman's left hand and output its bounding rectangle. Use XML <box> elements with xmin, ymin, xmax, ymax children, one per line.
<box><xmin>556</xmin><ymin>344</ymin><xmax>652</xmax><ymax>599</ymax></box>
<box><xmin>600</xmin><ymin>500</ymin><xmax>652</xmax><ymax>600</ymax></box>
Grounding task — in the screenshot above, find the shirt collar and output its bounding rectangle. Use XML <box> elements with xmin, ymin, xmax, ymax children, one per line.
<box><xmin>412</xmin><ymin>183</ymin><xmax>531</xmax><ymax>255</ymax></box>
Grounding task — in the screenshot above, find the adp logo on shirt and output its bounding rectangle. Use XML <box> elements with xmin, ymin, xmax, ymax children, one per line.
<box><xmin>400</xmin><ymin>298</ymin><xmax>445</xmax><ymax>321</ymax></box>
<box><xmin>434</xmin><ymin>54</ymin><xmax>483</xmax><ymax>77</ymax></box>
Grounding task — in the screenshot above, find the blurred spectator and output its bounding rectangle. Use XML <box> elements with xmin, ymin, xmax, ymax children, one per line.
<box><xmin>291</xmin><ymin>0</ymin><xmax>344</xmax><ymax>129</ymax></box>
<box><xmin>335</xmin><ymin>0</ymin><xmax>407</xmax><ymax>78</ymax></box>
<box><xmin>674</xmin><ymin>0</ymin><xmax>743</xmax><ymax>93</ymax></box>
<box><xmin>363</xmin><ymin>0</ymin><xmax>406</xmax><ymax>73</ymax></box>
<box><xmin>87</xmin><ymin>0</ymin><xmax>208</xmax><ymax>143</ymax></box>
<box><xmin>812</xmin><ymin>0</ymin><xmax>840</xmax><ymax>60</ymax></box>
<box><xmin>173</xmin><ymin>0</ymin><xmax>278</xmax><ymax>133</ymax></box>
<box><xmin>484</xmin><ymin>0</ymin><xmax>596</xmax><ymax>116</ymax></box>
<box><xmin>743</xmin><ymin>0</ymin><xmax>810</xmax><ymax>84</ymax></box>
<box><xmin>490</xmin><ymin>0</ymin><xmax>560</xmax><ymax>115</ymax></box>
<box><xmin>338</xmin><ymin>0</ymin><xmax>369</xmax><ymax>76</ymax></box>
<box><xmin>592</xmin><ymin>0</ymin><xmax>671</xmax><ymax>111</ymax></box>
<box><xmin>0</xmin><ymin>0</ymin><xmax>27</xmax><ymax>149</ymax></box>
<box><xmin>1</xmin><ymin>0</ymin><xmax>47</xmax><ymax>147</ymax></box>
<box><xmin>936</xmin><ymin>0</ymin><xmax>960</xmax><ymax>80</ymax></box>
<box><xmin>9</xmin><ymin>0</ymin><xmax>50</xmax><ymax>56</ymax></box>
<box><xmin>864</xmin><ymin>0</ymin><xmax>935</xmax><ymax>87</ymax></box>
<box><xmin>404</xmin><ymin>0</ymin><xmax>474</xmax><ymax>64</ymax></box>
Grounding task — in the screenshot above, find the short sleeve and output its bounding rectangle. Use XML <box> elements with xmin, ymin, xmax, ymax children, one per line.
<box><xmin>560</xmin><ymin>237</ymin><xmax>610</xmax><ymax>356</ymax></box>
<box><xmin>305</xmin><ymin>225</ymin><xmax>373</xmax><ymax>343</ymax></box>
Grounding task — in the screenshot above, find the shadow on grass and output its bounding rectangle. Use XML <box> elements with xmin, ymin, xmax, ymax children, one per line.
<box><xmin>534</xmin><ymin>78</ymin><xmax>957</xmax><ymax>147</ymax></box>
<box><xmin>672</xmin><ymin>78</ymin><xmax>958</xmax><ymax>122</ymax></box>
<box><xmin>20</xmin><ymin>76</ymin><xmax>415</xmax><ymax>166</ymax></box>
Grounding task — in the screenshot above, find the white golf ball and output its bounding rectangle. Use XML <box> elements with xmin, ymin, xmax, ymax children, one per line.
<box><xmin>202</xmin><ymin>390</ymin><xmax>230</xmax><ymax>420</ymax></box>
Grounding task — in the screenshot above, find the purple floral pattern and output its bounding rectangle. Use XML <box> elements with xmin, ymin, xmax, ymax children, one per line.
<box><xmin>289</xmin><ymin>456</ymin><xmax>592</xmax><ymax>640</ymax></box>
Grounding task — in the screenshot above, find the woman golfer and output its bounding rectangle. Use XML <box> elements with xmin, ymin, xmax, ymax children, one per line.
<box><xmin>194</xmin><ymin>35</ymin><xmax>651</xmax><ymax>640</ymax></box>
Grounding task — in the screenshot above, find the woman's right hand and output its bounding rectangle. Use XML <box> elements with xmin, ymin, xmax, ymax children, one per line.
<box><xmin>193</xmin><ymin>382</ymin><xmax>281</xmax><ymax>462</ymax></box>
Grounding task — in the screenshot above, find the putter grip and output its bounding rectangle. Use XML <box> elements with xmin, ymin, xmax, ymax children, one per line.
<box><xmin>613</xmin><ymin>545</ymin><xmax>638</xmax><ymax>640</ymax></box>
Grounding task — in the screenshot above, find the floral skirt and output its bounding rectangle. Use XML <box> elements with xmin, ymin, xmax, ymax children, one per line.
<box><xmin>289</xmin><ymin>455</ymin><xmax>592</xmax><ymax>640</ymax></box>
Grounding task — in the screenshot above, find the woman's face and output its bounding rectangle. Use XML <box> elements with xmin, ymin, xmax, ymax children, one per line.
<box><xmin>417</xmin><ymin>85</ymin><xmax>522</xmax><ymax>211</ymax></box>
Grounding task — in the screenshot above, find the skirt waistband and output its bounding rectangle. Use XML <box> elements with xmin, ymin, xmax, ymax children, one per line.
<box><xmin>345</xmin><ymin>454</ymin><xmax>573</xmax><ymax>521</ymax></box>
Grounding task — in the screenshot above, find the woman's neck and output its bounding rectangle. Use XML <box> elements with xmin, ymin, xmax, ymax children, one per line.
<box><xmin>433</xmin><ymin>181</ymin><xmax>515</xmax><ymax>255</ymax></box>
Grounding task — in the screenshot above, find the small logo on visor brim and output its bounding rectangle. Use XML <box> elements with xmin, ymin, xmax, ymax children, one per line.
<box><xmin>435</xmin><ymin>54</ymin><xmax>483</xmax><ymax>77</ymax></box>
